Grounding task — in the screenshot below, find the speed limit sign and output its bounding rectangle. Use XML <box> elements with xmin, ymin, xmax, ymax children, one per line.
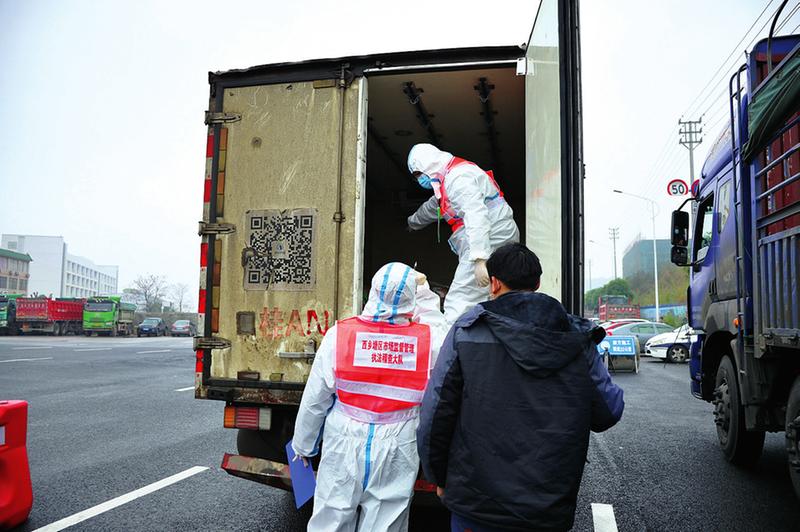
<box><xmin>667</xmin><ymin>179</ymin><xmax>689</xmax><ymax>196</ymax></box>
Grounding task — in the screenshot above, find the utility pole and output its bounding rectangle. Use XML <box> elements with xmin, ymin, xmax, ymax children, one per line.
<box><xmin>609</xmin><ymin>227</ymin><xmax>620</xmax><ymax>279</ymax></box>
<box><xmin>679</xmin><ymin>118</ymin><xmax>703</xmax><ymax>229</ymax></box>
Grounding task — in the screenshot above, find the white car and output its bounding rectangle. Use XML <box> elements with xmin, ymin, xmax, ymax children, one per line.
<box><xmin>645</xmin><ymin>325</ymin><xmax>693</xmax><ymax>363</ymax></box>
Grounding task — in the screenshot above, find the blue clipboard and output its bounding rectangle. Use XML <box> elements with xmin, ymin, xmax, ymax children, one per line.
<box><xmin>286</xmin><ymin>440</ymin><xmax>316</xmax><ymax>508</ymax></box>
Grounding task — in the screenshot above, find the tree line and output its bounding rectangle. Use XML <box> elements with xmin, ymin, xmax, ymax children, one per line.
<box><xmin>124</xmin><ymin>274</ymin><xmax>191</xmax><ymax>313</ymax></box>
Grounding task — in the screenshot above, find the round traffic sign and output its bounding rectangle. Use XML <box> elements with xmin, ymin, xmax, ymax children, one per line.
<box><xmin>667</xmin><ymin>179</ymin><xmax>689</xmax><ymax>196</ymax></box>
<box><xmin>691</xmin><ymin>179</ymin><xmax>700</xmax><ymax>197</ymax></box>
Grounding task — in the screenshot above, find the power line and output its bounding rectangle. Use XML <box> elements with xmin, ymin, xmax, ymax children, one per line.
<box><xmin>776</xmin><ymin>1</ymin><xmax>800</xmax><ymax>32</ymax></box>
<box><xmin>683</xmin><ymin>0</ymin><xmax>777</xmax><ymax>119</ymax></box>
<box><xmin>695</xmin><ymin>1</ymin><xmax>799</xmax><ymax>133</ymax></box>
<box><xmin>640</xmin><ymin>135</ymin><xmax>685</xmax><ymax>192</ymax></box>
<box><xmin>687</xmin><ymin>1</ymin><xmax>787</xmax><ymax>120</ymax></box>
<box><xmin>642</xmin><ymin>1</ymin><xmax>794</xmax><ymax>196</ymax></box>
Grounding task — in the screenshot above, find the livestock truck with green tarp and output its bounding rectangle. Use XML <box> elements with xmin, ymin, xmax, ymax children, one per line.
<box><xmin>83</xmin><ymin>296</ymin><xmax>137</xmax><ymax>336</ymax></box>
<box><xmin>0</xmin><ymin>294</ymin><xmax>23</xmax><ymax>335</ymax></box>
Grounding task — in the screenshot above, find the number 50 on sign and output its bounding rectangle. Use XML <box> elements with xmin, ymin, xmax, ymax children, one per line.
<box><xmin>667</xmin><ymin>179</ymin><xmax>689</xmax><ymax>196</ymax></box>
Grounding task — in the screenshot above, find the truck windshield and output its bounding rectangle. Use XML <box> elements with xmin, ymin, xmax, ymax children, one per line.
<box><xmin>0</xmin><ymin>302</ymin><xmax>7</xmax><ymax>310</ymax></box>
<box><xmin>85</xmin><ymin>302</ymin><xmax>113</xmax><ymax>311</ymax></box>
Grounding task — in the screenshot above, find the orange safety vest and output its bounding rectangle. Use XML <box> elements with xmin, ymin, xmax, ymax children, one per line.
<box><xmin>438</xmin><ymin>157</ymin><xmax>505</xmax><ymax>233</ymax></box>
<box><xmin>334</xmin><ymin>316</ymin><xmax>432</xmax><ymax>424</ymax></box>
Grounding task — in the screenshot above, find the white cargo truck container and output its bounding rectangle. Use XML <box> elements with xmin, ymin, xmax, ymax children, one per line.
<box><xmin>194</xmin><ymin>0</ymin><xmax>584</xmax><ymax>496</ymax></box>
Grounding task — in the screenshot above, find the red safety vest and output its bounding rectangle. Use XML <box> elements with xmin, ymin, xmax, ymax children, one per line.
<box><xmin>438</xmin><ymin>157</ymin><xmax>505</xmax><ymax>233</ymax></box>
<box><xmin>334</xmin><ymin>316</ymin><xmax>431</xmax><ymax>424</ymax></box>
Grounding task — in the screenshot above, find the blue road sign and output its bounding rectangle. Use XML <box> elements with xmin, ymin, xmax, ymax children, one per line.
<box><xmin>597</xmin><ymin>336</ymin><xmax>637</xmax><ymax>356</ymax></box>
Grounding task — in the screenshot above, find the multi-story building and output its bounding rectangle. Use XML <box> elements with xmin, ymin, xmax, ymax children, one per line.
<box><xmin>0</xmin><ymin>248</ymin><xmax>32</xmax><ymax>296</ymax></box>
<box><xmin>0</xmin><ymin>234</ymin><xmax>118</xmax><ymax>298</ymax></box>
<box><xmin>63</xmin><ymin>256</ymin><xmax>119</xmax><ymax>299</ymax></box>
<box><xmin>622</xmin><ymin>237</ymin><xmax>673</xmax><ymax>279</ymax></box>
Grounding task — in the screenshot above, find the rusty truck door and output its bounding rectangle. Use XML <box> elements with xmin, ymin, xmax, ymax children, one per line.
<box><xmin>198</xmin><ymin>72</ymin><xmax>367</xmax><ymax>396</ymax></box>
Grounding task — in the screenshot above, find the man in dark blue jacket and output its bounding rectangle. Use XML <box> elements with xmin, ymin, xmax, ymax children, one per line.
<box><xmin>417</xmin><ymin>243</ymin><xmax>624</xmax><ymax>532</ymax></box>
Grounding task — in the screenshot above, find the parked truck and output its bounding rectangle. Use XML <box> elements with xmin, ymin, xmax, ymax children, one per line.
<box><xmin>597</xmin><ymin>294</ymin><xmax>641</xmax><ymax>321</ymax></box>
<box><xmin>16</xmin><ymin>297</ymin><xmax>84</xmax><ymax>336</ymax></box>
<box><xmin>83</xmin><ymin>296</ymin><xmax>137</xmax><ymax>336</ymax></box>
<box><xmin>193</xmin><ymin>0</ymin><xmax>584</xmax><ymax>493</ymax></box>
<box><xmin>0</xmin><ymin>294</ymin><xmax>23</xmax><ymax>335</ymax></box>
<box><xmin>669</xmin><ymin>19</ymin><xmax>800</xmax><ymax>498</ymax></box>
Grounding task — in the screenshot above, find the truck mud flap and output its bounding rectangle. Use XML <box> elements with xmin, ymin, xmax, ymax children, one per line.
<box><xmin>220</xmin><ymin>453</ymin><xmax>293</xmax><ymax>491</ymax></box>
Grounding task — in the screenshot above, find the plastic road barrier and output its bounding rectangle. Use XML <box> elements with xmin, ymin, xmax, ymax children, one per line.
<box><xmin>0</xmin><ymin>400</ymin><xmax>33</xmax><ymax>529</ymax></box>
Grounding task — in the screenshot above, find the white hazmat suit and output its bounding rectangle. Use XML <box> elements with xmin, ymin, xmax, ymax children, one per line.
<box><xmin>292</xmin><ymin>262</ymin><xmax>446</xmax><ymax>532</ymax></box>
<box><xmin>407</xmin><ymin>143</ymin><xmax>520</xmax><ymax>325</ymax></box>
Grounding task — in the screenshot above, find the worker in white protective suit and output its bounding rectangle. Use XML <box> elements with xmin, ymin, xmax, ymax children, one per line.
<box><xmin>407</xmin><ymin>143</ymin><xmax>520</xmax><ymax>325</ymax></box>
<box><xmin>292</xmin><ymin>262</ymin><xmax>447</xmax><ymax>532</ymax></box>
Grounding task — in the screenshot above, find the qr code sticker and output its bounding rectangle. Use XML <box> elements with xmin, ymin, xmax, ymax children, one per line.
<box><xmin>244</xmin><ymin>208</ymin><xmax>317</xmax><ymax>291</ymax></box>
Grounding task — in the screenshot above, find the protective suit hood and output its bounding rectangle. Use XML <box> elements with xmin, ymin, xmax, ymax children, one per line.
<box><xmin>360</xmin><ymin>262</ymin><xmax>419</xmax><ymax>324</ymax></box>
<box><xmin>407</xmin><ymin>143</ymin><xmax>454</xmax><ymax>179</ymax></box>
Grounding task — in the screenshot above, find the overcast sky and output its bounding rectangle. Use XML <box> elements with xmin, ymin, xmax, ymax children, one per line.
<box><xmin>1</xmin><ymin>0</ymin><xmax>796</xmax><ymax>297</ymax></box>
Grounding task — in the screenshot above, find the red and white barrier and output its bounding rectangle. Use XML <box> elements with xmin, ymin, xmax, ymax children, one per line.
<box><xmin>0</xmin><ymin>400</ymin><xmax>33</xmax><ymax>529</ymax></box>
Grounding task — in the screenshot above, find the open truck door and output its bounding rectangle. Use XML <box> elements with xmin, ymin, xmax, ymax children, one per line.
<box><xmin>524</xmin><ymin>0</ymin><xmax>584</xmax><ymax>312</ymax></box>
<box><xmin>197</xmin><ymin>66</ymin><xmax>367</xmax><ymax>474</ymax></box>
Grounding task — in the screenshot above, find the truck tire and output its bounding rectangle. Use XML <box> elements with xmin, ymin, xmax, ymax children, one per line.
<box><xmin>713</xmin><ymin>356</ymin><xmax>764</xmax><ymax>466</ymax></box>
<box><xmin>236</xmin><ymin>407</ymin><xmax>299</xmax><ymax>462</ymax></box>
<box><xmin>785</xmin><ymin>377</ymin><xmax>800</xmax><ymax>500</ymax></box>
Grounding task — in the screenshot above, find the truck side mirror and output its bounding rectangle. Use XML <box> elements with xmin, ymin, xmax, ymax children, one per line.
<box><xmin>671</xmin><ymin>210</ymin><xmax>690</xmax><ymax>266</ymax></box>
<box><xmin>671</xmin><ymin>210</ymin><xmax>689</xmax><ymax>246</ymax></box>
<box><xmin>671</xmin><ymin>246</ymin><xmax>689</xmax><ymax>266</ymax></box>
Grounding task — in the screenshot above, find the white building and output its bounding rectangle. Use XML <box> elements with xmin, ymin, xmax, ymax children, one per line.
<box><xmin>0</xmin><ymin>234</ymin><xmax>118</xmax><ymax>298</ymax></box>
<box><xmin>64</xmin><ymin>255</ymin><xmax>118</xmax><ymax>298</ymax></box>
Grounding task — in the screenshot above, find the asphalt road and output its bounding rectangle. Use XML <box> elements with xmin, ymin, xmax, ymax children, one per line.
<box><xmin>2</xmin><ymin>337</ymin><xmax>799</xmax><ymax>531</ymax></box>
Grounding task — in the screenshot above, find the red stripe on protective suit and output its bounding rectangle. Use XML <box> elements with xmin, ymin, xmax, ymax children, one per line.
<box><xmin>439</xmin><ymin>157</ymin><xmax>504</xmax><ymax>233</ymax></box>
<box><xmin>334</xmin><ymin>317</ymin><xmax>431</xmax><ymax>417</ymax></box>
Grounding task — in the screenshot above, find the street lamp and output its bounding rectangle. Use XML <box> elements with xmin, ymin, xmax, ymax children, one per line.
<box><xmin>612</xmin><ymin>189</ymin><xmax>660</xmax><ymax>322</ymax></box>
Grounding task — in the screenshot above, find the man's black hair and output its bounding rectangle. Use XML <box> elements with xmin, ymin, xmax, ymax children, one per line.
<box><xmin>486</xmin><ymin>243</ymin><xmax>542</xmax><ymax>290</ymax></box>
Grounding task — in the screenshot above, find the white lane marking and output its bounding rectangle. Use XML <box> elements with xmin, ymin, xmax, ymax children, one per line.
<box><xmin>73</xmin><ymin>348</ymin><xmax>112</xmax><ymax>352</ymax></box>
<box><xmin>174</xmin><ymin>386</ymin><xmax>195</xmax><ymax>392</ymax></box>
<box><xmin>33</xmin><ymin>466</ymin><xmax>209</xmax><ymax>532</ymax></box>
<box><xmin>12</xmin><ymin>346</ymin><xmax>54</xmax><ymax>350</ymax></box>
<box><xmin>0</xmin><ymin>357</ymin><xmax>54</xmax><ymax>363</ymax></box>
<box><xmin>591</xmin><ymin>503</ymin><xmax>619</xmax><ymax>532</ymax></box>
<box><xmin>137</xmin><ymin>349</ymin><xmax>171</xmax><ymax>354</ymax></box>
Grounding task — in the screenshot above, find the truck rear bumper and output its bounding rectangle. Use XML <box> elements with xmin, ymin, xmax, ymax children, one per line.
<box><xmin>221</xmin><ymin>453</ymin><xmax>293</xmax><ymax>491</ymax></box>
<box><xmin>221</xmin><ymin>453</ymin><xmax>443</xmax><ymax>509</ymax></box>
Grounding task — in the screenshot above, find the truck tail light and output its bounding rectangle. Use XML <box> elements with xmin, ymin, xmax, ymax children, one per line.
<box><xmin>223</xmin><ymin>406</ymin><xmax>271</xmax><ymax>430</ymax></box>
<box><xmin>195</xmin><ymin>350</ymin><xmax>203</xmax><ymax>373</ymax></box>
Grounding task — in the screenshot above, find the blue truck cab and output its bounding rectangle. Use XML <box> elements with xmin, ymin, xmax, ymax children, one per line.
<box><xmin>670</xmin><ymin>31</ymin><xmax>800</xmax><ymax>497</ymax></box>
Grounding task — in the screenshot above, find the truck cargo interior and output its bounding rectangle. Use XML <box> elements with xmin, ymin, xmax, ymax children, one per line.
<box><xmin>362</xmin><ymin>66</ymin><xmax>525</xmax><ymax>301</ymax></box>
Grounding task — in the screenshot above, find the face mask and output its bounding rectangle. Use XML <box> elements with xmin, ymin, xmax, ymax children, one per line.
<box><xmin>417</xmin><ymin>173</ymin><xmax>433</xmax><ymax>189</ymax></box>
